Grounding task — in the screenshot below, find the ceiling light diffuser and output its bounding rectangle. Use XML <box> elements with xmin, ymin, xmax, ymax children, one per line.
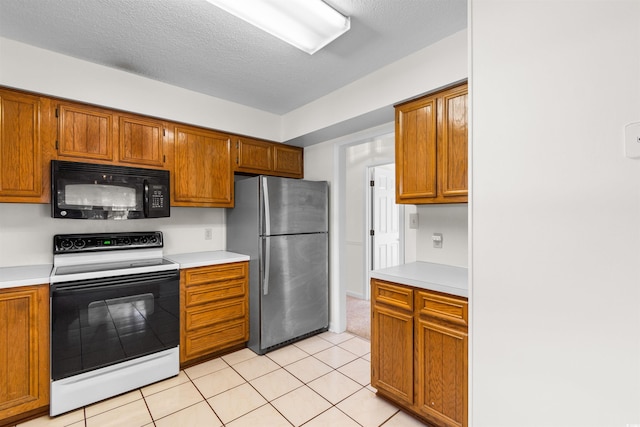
<box><xmin>207</xmin><ymin>0</ymin><xmax>350</xmax><ymax>55</ymax></box>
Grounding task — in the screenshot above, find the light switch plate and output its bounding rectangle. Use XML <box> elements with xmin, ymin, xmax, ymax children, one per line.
<box><xmin>432</xmin><ymin>233</ymin><xmax>443</xmax><ymax>249</ymax></box>
<box><xmin>409</xmin><ymin>213</ymin><xmax>419</xmax><ymax>229</ymax></box>
<box><xmin>625</xmin><ymin>122</ymin><xmax>640</xmax><ymax>159</ymax></box>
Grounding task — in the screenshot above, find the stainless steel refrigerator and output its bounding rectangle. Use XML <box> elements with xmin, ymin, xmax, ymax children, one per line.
<box><xmin>227</xmin><ymin>176</ymin><xmax>329</xmax><ymax>355</ymax></box>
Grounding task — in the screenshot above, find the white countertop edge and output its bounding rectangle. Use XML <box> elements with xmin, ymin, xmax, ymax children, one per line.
<box><xmin>370</xmin><ymin>261</ymin><xmax>468</xmax><ymax>298</ymax></box>
<box><xmin>164</xmin><ymin>251</ymin><xmax>250</xmax><ymax>269</ymax></box>
<box><xmin>0</xmin><ymin>265</ymin><xmax>53</xmax><ymax>289</ymax></box>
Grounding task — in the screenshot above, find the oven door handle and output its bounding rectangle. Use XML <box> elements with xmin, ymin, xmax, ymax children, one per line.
<box><xmin>51</xmin><ymin>271</ymin><xmax>178</xmax><ymax>295</ymax></box>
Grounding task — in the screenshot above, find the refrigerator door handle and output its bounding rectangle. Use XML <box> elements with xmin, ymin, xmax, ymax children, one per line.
<box><xmin>262</xmin><ymin>176</ymin><xmax>271</xmax><ymax>237</ymax></box>
<box><xmin>262</xmin><ymin>237</ymin><xmax>270</xmax><ymax>296</ymax></box>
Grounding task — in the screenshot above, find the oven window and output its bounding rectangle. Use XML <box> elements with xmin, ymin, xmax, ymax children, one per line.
<box><xmin>62</xmin><ymin>184</ymin><xmax>138</xmax><ymax>210</ymax></box>
<box><xmin>51</xmin><ymin>273</ymin><xmax>179</xmax><ymax>380</ymax></box>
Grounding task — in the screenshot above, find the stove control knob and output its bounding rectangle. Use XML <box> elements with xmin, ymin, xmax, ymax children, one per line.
<box><xmin>73</xmin><ymin>239</ymin><xmax>86</xmax><ymax>249</ymax></box>
<box><xmin>60</xmin><ymin>239</ymin><xmax>73</xmax><ymax>250</ymax></box>
<box><xmin>120</xmin><ymin>237</ymin><xmax>131</xmax><ymax>246</ymax></box>
<box><xmin>140</xmin><ymin>237</ymin><xmax>148</xmax><ymax>244</ymax></box>
<box><xmin>149</xmin><ymin>236</ymin><xmax>158</xmax><ymax>244</ymax></box>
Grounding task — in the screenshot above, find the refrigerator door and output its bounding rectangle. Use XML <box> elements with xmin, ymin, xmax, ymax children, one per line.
<box><xmin>260</xmin><ymin>176</ymin><xmax>328</xmax><ymax>236</ymax></box>
<box><xmin>260</xmin><ymin>233</ymin><xmax>328</xmax><ymax>351</ymax></box>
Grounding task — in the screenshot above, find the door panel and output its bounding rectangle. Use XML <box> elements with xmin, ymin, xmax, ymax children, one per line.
<box><xmin>261</xmin><ymin>177</ymin><xmax>328</xmax><ymax>236</ymax></box>
<box><xmin>260</xmin><ymin>233</ymin><xmax>328</xmax><ymax>349</ymax></box>
<box><xmin>372</xmin><ymin>165</ymin><xmax>400</xmax><ymax>270</ymax></box>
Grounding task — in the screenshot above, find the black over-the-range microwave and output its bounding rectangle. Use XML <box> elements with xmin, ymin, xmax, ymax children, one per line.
<box><xmin>51</xmin><ymin>160</ymin><xmax>170</xmax><ymax>219</ymax></box>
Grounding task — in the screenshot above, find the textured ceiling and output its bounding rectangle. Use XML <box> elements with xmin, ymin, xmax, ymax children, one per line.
<box><xmin>0</xmin><ymin>0</ymin><xmax>467</xmax><ymax>115</ymax></box>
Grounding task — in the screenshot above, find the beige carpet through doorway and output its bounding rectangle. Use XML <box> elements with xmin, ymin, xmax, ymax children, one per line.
<box><xmin>346</xmin><ymin>295</ymin><xmax>371</xmax><ymax>341</ymax></box>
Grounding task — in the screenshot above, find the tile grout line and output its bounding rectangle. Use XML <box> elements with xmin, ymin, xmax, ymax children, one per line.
<box><xmin>212</xmin><ymin>335</ymin><xmax>369</xmax><ymax>426</ymax></box>
<box><xmin>52</xmin><ymin>333</ymin><xmax>376</xmax><ymax>427</ymax></box>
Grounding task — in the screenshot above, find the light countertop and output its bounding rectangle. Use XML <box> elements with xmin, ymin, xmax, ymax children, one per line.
<box><xmin>370</xmin><ymin>261</ymin><xmax>468</xmax><ymax>298</ymax></box>
<box><xmin>0</xmin><ymin>265</ymin><xmax>53</xmax><ymax>290</ymax></box>
<box><xmin>0</xmin><ymin>251</ymin><xmax>250</xmax><ymax>289</ymax></box>
<box><xmin>164</xmin><ymin>250</ymin><xmax>250</xmax><ymax>269</ymax></box>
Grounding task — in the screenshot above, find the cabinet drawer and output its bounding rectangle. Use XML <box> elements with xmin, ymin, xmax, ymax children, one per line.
<box><xmin>184</xmin><ymin>279</ymin><xmax>246</xmax><ymax>307</ymax></box>
<box><xmin>185</xmin><ymin>298</ymin><xmax>246</xmax><ymax>331</ymax></box>
<box><xmin>416</xmin><ymin>291</ymin><xmax>468</xmax><ymax>326</ymax></box>
<box><xmin>372</xmin><ymin>279</ymin><xmax>413</xmax><ymax>311</ymax></box>
<box><xmin>183</xmin><ymin>262</ymin><xmax>247</xmax><ymax>286</ymax></box>
<box><xmin>183</xmin><ymin>319</ymin><xmax>248</xmax><ymax>359</ymax></box>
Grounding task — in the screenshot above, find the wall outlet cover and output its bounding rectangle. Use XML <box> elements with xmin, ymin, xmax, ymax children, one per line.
<box><xmin>409</xmin><ymin>213</ymin><xmax>419</xmax><ymax>229</ymax></box>
<box><xmin>624</xmin><ymin>122</ymin><xmax>640</xmax><ymax>159</ymax></box>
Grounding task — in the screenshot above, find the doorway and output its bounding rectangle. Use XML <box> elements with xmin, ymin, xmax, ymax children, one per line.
<box><xmin>345</xmin><ymin>158</ymin><xmax>404</xmax><ymax>341</ymax></box>
<box><xmin>367</xmin><ymin>163</ymin><xmax>403</xmax><ymax>296</ymax></box>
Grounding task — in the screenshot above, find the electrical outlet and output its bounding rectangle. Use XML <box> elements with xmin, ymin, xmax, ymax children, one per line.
<box><xmin>204</xmin><ymin>228</ymin><xmax>212</xmax><ymax>240</ymax></box>
<box><xmin>409</xmin><ymin>213</ymin><xmax>419</xmax><ymax>229</ymax></box>
<box><xmin>432</xmin><ymin>233</ymin><xmax>443</xmax><ymax>249</ymax></box>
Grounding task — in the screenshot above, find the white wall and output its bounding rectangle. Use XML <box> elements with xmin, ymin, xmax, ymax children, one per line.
<box><xmin>471</xmin><ymin>1</ymin><xmax>640</xmax><ymax>426</ymax></box>
<box><xmin>282</xmin><ymin>30</ymin><xmax>468</xmax><ymax>141</ymax></box>
<box><xmin>0</xmin><ymin>203</ymin><xmax>226</xmax><ymax>266</ymax></box>
<box><xmin>0</xmin><ymin>38</ymin><xmax>281</xmax><ymax>140</ymax></box>
<box><xmin>416</xmin><ymin>204</ymin><xmax>468</xmax><ymax>267</ymax></box>
<box><xmin>1</xmin><ymin>30</ymin><xmax>466</xmax><ymax>144</ymax></box>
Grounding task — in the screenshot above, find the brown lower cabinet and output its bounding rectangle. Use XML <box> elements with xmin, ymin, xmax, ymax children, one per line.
<box><xmin>371</xmin><ymin>279</ymin><xmax>468</xmax><ymax>427</ymax></box>
<box><xmin>0</xmin><ymin>284</ymin><xmax>49</xmax><ymax>425</ymax></box>
<box><xmin>180</xmin><ymin>262</ymin><xmax>249</xmax><ymax>366</ymax></box>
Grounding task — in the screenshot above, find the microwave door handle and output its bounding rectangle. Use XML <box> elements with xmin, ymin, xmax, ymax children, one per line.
<box><xmin>143</xmin><ymin>180</ymin><xmax>150</xmax><ymax>217</ymax></box>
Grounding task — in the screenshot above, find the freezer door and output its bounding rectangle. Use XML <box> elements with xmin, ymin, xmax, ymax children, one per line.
<box><xmin>260</xmin><ymin>233</ymin><xmax>328</xmax><ymax>350</ymax></box>
<box><xmin>261</xmin><ymin>176</ymin><xmax>328</xmax><ymax>236</ymax></box>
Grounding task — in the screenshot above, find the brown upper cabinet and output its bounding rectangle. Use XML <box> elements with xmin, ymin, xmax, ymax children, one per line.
<box><xmin>0</xmin><ymin>88</ymin><xmax>55</xmax><ymax>203</ymax></box>
<box><xmin>169</xmin><ymin>124</ymin><xmax>234</xmax><ymax>207</ymax></box>
<box><xmin>234</xmin><ymin>137</ymin><xmax>303</xmax><ymax>178</ymax></box>
<box><xmin>1</xmin><ymin>86</ymin><xmax>303</xmax><ymax>208</ymax></box>
<box><xmin>395</xmin><ymin>82</ymin><xmax>468</xmax><ymax>204</ymax></box>
<box><xmin>56</xmin><ymin>101</ymin><xmax>167</xmax><ymax>168</ymax></box>
<box><xmin>118</xmin><ymin>115</ymin><xmax>165</xmax><ymax>167</ymax></box>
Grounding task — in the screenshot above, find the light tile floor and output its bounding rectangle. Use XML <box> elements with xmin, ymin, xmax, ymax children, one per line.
<box><xmin>15</xmin><ymin>332</ymin><xmax>427</xmax><ymax>427</ymax></box>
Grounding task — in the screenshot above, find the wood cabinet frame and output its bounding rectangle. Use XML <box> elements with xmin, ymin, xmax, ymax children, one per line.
<box><xmin>180</xmin><ymin>262</ymin><xmax>249</xmax><ymax>366</ymax></box>
<box><xmin>0</xmin><ymin>89</ymin><xmax>55</xmax><ymax>203</ymax></box>
<box><xmin>371</xmin><ymin>278</ymin><xmax>468</xmax><ymax>427</ymax></box>
<box><xmin>0</xmin><ymin>285</ymin><xmax>49</xmax><ymax>424</ymax></box>
<box><xmin>234</xmin><ymin>137</ymin><xmax>303</xmax><ymax>179</ymax></box>
<box><xmin>395</xmin><ymin>82</ymin><xmax>468</xmax><ymax>204</ymax></box>
<box><xmin>1</xmin><ymin>85</ymin><xmax>304</xmax><ymax>208</ymax></box>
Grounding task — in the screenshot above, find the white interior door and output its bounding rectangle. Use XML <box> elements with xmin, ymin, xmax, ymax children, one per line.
<box><xmin>369</xmin><ymin>164</ymin><xmax>401</xmax><ymax>276</ymax></box>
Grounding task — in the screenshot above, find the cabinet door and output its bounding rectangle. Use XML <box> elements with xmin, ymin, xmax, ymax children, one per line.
<box><xmin>395</xmin><ymin>96</ymin><xmax>437</xmax><ymax>203</ymax></box>
<box><xmin>438</xmin><ymin>85</ymin><xmax>468</xmax><ymax>199</ymax></box>
<box><xmin>118</xmin><ymin>115</ymin><xmax>165</xmax><ymax>167</ymax></box>
<box><xmin>235</xmin><ymin>137</ymin><xmax>273</xmax><ymax>174</ymax></box>
<box><xmin>0</xmin><ymin>91</ymin><xmax>46</xmax><ymax>202</ymax></box>
<box><xmin>416</xmin><ymin>318</ymin><xmax>467</xmax><ymax>427</ymax></box>
<box><xmin>172</xmin><ymin>126</ymin><xmax>233</xmax><ymax>207</ymax></box>
<box><xmin>370</xmin><ymin>278</ymin><xmax>413</xmax><ymax>403</ymax></box>
<box><xmin>0</xmin><ymin>285</ymin><xmax>49</xmax><ymax>421</ymax></box>
<box><xmin>57</xmin><ymin>102</ymin><xmax>114</xmax><ymax>161</ymax></box>
<box><xmin>273</xmin><ymin>144</ymin><xmax>303</xmax><ymax>178</ymax></box>
<box><xmin>180</xmin><ymin>262</ymin><xmax>249</xmax><ymax>365</ymax></box>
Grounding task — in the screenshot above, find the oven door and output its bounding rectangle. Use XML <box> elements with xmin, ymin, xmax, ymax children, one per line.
<box><xmin>50</xmin><ymin>270</ymin><xmax>179</xmax><ymax>381</ymax></box>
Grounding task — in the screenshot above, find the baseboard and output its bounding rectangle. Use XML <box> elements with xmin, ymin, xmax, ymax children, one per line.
<box><xmin>346</xmin><ymin>290</ymin><xmax>364</xmax><ymax>299</ymax></box>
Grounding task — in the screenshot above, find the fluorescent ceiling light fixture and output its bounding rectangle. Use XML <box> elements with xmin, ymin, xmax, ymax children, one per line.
<box><xmin>207</xmin><ymin>0</ymin><xmax>350</xmax><ymax>54</ymax></box>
